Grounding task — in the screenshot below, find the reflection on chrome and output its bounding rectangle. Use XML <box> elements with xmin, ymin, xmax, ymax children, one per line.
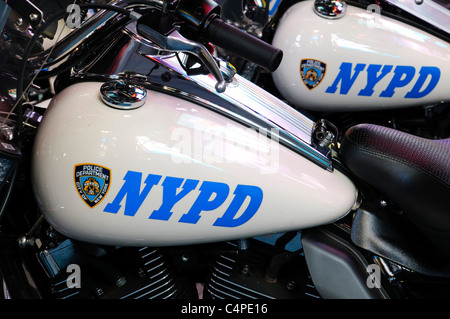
<box><xmin>151</xmin><ymin>54</ymin><xmax>332</xmax><ymax>171</ymax></box>
<box><xmin>387</xmin><ymin>0</ymin><xmax>450</xmax><ymax>34</ymax></box>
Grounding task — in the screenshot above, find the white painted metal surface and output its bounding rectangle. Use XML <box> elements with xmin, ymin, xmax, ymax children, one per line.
<box><xmin>31</xmin><ymin>81</ymin><xmax>357</xmax><ymax>246</ymax></box>
<box><xmin>272</xmin><ymin>0</ymin><xmax>450</xmax><ymax>111</ymax></box>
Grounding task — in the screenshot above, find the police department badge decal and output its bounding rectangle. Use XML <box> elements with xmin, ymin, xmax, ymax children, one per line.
<box><xmin>74</xmin><ymin>164</ymin><xmax>111</xmax><ymax>208</ymax></box>
<box><xmin>300</xmin><ymin>59</ymin><xmax>326</xmax><ymax>90</ymax></box>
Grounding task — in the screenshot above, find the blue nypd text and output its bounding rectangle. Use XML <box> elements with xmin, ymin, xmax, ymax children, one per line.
<box><xmin>103</xmin><ymin>171</ymin><xmax>263</xmax><ymax>227</ymax></box>
<box><xmin>325</xmin><ymin>62</ymin><xmax>440</xmax><ymax>98</ymax></box>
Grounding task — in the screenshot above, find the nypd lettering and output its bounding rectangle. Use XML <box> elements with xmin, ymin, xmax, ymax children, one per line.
<box><xmin>325</xmin><ymin>62</ymin><xmax>440</xmax><ymax>98</ymax></box>
<box><xmin>104</xmin><ymin>171</ymin><xmax>263</xmax><ymax>228</ymax></box>
<box><xmin>74</xmin><ymin>164</ymin><xmax>111</xmax><ymax>208</ymax></box>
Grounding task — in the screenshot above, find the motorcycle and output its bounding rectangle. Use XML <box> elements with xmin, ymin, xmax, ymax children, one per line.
<box><xmin>0</xmin><ymin>0</ymin><xmax>448</xmax><ymax>301</ymax></box>
<box><xmin>218</xmin><ymin>0</ymin><xmax>450</xmax><ymax>139</ymax></box>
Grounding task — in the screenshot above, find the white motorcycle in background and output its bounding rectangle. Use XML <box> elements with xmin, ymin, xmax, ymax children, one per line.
<box><xmin>0</xmin><ymin>0</ymin><xmax>448</xmax><ymax>301</ymax></box>
<box><xmin>219</xmin><ymin>0</ymin><xmax>450</xmax><ymax>138</ymax></box>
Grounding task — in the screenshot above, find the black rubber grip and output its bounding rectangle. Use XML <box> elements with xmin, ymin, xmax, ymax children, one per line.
<box><xmin>205</xmin><ymin>18</ymin><xmax>283</xmax><ymax>72</ymax></box>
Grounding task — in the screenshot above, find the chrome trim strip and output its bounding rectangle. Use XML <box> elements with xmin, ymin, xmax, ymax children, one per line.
<box><xmin>151</xmin><ymin>55</ymin><xmax>332</xmax><ymax>171</ymax></box>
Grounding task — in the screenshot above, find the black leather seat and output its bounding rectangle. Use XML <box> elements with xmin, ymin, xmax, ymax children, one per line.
<box><xmin>340</xmin><ymin>124</ymin><xmax>450</xmax><ymax>253</ymax></box>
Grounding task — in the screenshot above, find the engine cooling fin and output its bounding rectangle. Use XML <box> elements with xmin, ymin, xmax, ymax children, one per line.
<box><xmin>203</xmin><ymin>241</ymin><xmax>320</xmax><ymax>299</ymax></box>
<box><xmin>48</xmin><ymin>246</ymin><xmax>198</xmax><ymax>299</ymax></box>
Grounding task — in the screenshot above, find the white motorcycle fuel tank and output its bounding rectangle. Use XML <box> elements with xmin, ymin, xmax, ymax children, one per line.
<box><xmin>31</xmin><ymin>77</ymin><xmax>357</xmax><ymax>247</ymax></box>
<box><xmin>272</xmin><ymin>0</ymin><xmax>450</xmax><ymax>111</ymax></box>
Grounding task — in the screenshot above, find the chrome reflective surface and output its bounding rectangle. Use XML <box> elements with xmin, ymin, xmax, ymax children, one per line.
<box><xmin>100</xmin><ymin>80</ymin><xmax>147</xmax><ymax>110</ymax></box>
<box><xmin>151</xmin><ymin>54</ymin><xmax>332</xmax><ymax>171</ymax></box>
<box><xmin>136</xmin><ymin>25</ymin><xmax>226</xmax><ymax>92</ymax></box>
<box><xmin>314</xmin><ymin>0</ymin><xmax>347</xmax><ymax>19</ymax></box>
<box><xmin>387</xmin><ymin>0</ymin><xmax>450</xmax><ymax>34</ymax></box>
<box><xmin>31</xmin><ymin>0</ymin><xmax>163</xmax><ymax>65</ymax></box>
<box><xmin>59</xmin><ymin>16</ymin><xmax>332</xmax><ymax>171</ymax></box>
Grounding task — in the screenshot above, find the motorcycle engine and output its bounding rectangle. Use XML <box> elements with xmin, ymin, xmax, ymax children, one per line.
<box><xmin>35</xmin><ymin>229</ymin><xmax>318</xmax><ymax>299</ymax></box>
<box><xmin>37</xmin><ymin>235</ymin><xmax>199</xmax><ymax>299</ymax></box>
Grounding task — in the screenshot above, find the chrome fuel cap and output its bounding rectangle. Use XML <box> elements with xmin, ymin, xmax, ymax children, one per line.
<box><xmin>100</xmin><ymin>80</ymin><xmax>147</xmax><ymax>110</ymax></box>
<box><xmin>314</xmin><ymin>0</ymin><xmax>347</xmax><ymax>19</ymax></box>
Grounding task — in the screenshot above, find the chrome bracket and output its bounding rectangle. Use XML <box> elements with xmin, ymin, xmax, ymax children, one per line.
<box><xmin>137</xmin><ymin>23</ymin><xmax>227</xmax><ymax>93</ymax></box>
